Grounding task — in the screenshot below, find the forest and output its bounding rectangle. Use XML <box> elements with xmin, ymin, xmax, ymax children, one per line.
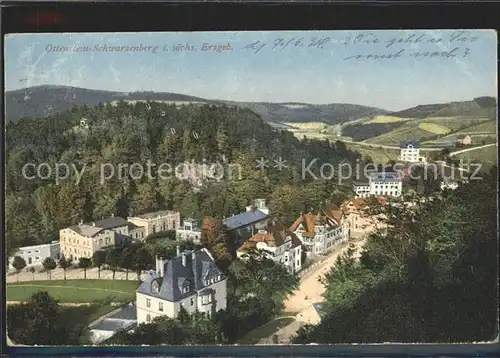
<box><xmin>5</xmin><ymin>101</ymin><xmax>361</xmax><ymax>257</ymax></box>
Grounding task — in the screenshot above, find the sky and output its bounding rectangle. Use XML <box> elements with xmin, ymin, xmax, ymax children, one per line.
<box><xmin>4</xmin><ymin>30</ymin><xmax>497</xmax><ymax>111</ymax></box>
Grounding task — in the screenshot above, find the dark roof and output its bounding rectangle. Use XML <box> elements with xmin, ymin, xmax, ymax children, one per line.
<box><xmin>136</xmin><ymin>248</ymin><xmax>226</xmax><ymax>302</ymax></box>
<box><xmin>369</xmin><ymin>172</ymin><xmax>402</xmax><ymax>182</ymax></box>
<box><xmin>224</xmin><ymin>209</ymin><xmax>268</xmax><ymax>230</ymax></box>
<box><xmin>399</xmin><ymin>140</ymin><xmax>420</xmax><ymax>148</ymax></box>
<box><xmin>69</xmin><ymin>217</ymin><xmax>129</xmax><ymax>237</ymax></box>
<box><xmin>313</xmin><ymin>302</ymin><xmax>325</xmax><ymax>317</ymax></box>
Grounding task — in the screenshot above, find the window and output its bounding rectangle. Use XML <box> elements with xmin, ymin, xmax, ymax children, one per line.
<box><xmin>99</xmin><ymin>239</ymin><xmax>103</xmax><ymax>246</ymax></box>
<box><xmin>190</xmin><ymin>298</ymin><xmax>195</xmax><ymax>306</ymax></box>
<box><xmin>146</xmin><ymin>314</ymin><xmax>151</xmax><ymax>322</ymax></box>
<box><xmin>201</xmin><ymin>295</ymin><xmax>212</xmax><ymax>305</ymax></box>
<box><xmin>35</xmin><ymin>256</ymin><xmax>40</xmax><ymax>260</ymax></box>
<box><xmin>146</xmin><ymin>298</ymin><xmax>151</xmax><ymax>308</ymax></box>
<box><xmin>28</xmin><ymin>257</ymin><xmax>32</xmax><ymax>264</ymax></box>
<box><xmin>152</xmin><ymin>225</ymin><xmax>156</xmax><ymax>233</ymax></box>
<box><xmin>182</xmin><ymin>281</ymin><xmax>191</xmax><ymax>293</ymax></box>
<box><xmin>158</xmin><ymin>302</ymin><xmax>164</xmax><ymax>311</ymax></box>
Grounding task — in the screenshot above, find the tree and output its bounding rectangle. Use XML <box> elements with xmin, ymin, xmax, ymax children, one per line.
<box><xmin>12</xmin><ymin>256</ymin><xmax>27</xmax><ymax>282</ymax></box>
<box><xmin>120</xmin><ymin>246</ymin><xmax>135</xmax><ymax>280</ymax></box>
<box><xmin>29</xmin><ymin>266</ymin><xmax>36</xmax><ymax>280</ymax></box>
<box><xmin>42</xmin><ymin>257</ymin><xmax>57</xmax><ymax>279</ymax></box>
<box><xmin>92</xmin><ymin>250</ymin><xmax>107</xmax><ymax>279</ymax></box>
<box><xmin>78</xmin><ymin>258</ymin><xmax>92</xmax><ymax>279</ymax></box>
<box><xmin>105</xmin><ymin>249</ymin><xmax>120</xmax><ymax>280</ymax></box>
<box><xmin>58</xmin><ymin>254</ymin><xmax>72</xmax><ymax>280</ymax></box>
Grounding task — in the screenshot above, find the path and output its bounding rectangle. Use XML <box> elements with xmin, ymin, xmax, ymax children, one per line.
<box><xmin>258</xmin><ymin>239</ymin><xmax>366</xmax><ymax>344</ymax></box>
<box><xmin>6</xmin><ymin>266</ymin><xmax>148</xmax><ymax>283</ymax></box>
<box><xmin>448</xmin><ymin>142</ymin><xmax>497</xmax><ymax>156</ymax></box>
<box><xmin>283</xmin><ymin>239</ymin><xmax>365</xmax><ymax>314</ymax></box>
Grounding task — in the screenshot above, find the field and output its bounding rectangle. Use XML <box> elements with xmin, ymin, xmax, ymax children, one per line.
<box><xmin>283</xmin><ymin>122</ymin><xmax>328</xmax><ymax>130</ymax></box>
<box><xmin>454</xmin><ymin>145</ymin><xmax>498</xmax><ymax>170</ymax></box>
<box><xmin>418</xmin><ymin>122</ymin><xmax>451</xmax><ymax>135</ymax></box>
<box><xmin>6</xmin><ymin>280</ymin><xmax>139</xmax><ymax>303</ymax></box>
<box><xmin>284</xmin><ymin>122</ymin><xmax>333</xmax><ymax>140</ymax></box>
<box><xmin>365</xmin><ymin>115</ymin><xmax>408</xmax><ymax>124</ymax></box>
<box><xmin>345</xmin><ymin>143</ymin><xmax>400</xmax><ymax>163</ymax></box>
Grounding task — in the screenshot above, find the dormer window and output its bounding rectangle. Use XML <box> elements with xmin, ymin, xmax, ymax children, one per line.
<box><xmin>152</xmin><ymin>280</ymin><xmax>160</xmax><ymax>294</ymax></box>
<box><xmin>182</xmin><ymin>280</ymin><xmax>192</xmax><ymax>293</ymax></box>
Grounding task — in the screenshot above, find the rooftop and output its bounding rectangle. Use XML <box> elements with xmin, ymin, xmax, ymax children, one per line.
<box><xmin>129</xmin><ymin>210</ymin><xmax>178</xmax><ymax>220</ymax></box>
<box><xmin>237</xmin><ymin>224</ymin><xmax>301</xmax><ymax>252</ymax></box>
<box><xmin>289</xmin><ymin>204</ymin><xmax>344</xmax><ymax>236</ymax></box>
<box><xmin>369</xmin><ymin>172</ymin><xmax>402</xmax><ymax>182</ymax></box>
<box><xmin>68</xmin><ymin>217</ymin><xmax>129</xmax><ymax>237</ymax></box>
<box><xmin>136</xmin><ymin>248</ymin><xmax>226</xmax><ymax>302</ymax></box>
<box><xmin>400</xmin><ymin>140</ymin><xmax>421</xmax><ymax>149</ymax></box>
<box><xmin>224</xmin><ymin>209</ymin><xmax>269</xmax><ymax>230</ymax></box>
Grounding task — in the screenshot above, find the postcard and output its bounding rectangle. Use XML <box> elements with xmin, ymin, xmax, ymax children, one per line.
<box><xmin>3</xmin><ymin>30</ymin><xmax>498</xmax><ymax>349</ymax></box>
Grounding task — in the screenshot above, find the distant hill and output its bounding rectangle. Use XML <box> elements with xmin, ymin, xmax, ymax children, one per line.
<box><xmin>5</xmin><ymin>85</ymin><xmax>388</xmax><ymax>125</ymax></box>
<box><xmin>341</xmin><ymin>97</ymin><xmax>497</xmax><ymax>145</ymax></box>
<box><xmin>388</xmin><ymin>97</ymin><xmax>497</xmax><ymax>119</ymax></box>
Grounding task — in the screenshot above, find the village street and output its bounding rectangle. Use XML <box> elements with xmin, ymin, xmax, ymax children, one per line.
<box><xmin>257</xmin><ymin>238</ymin><xmax>366</xmax><ymax>344</ymax></box>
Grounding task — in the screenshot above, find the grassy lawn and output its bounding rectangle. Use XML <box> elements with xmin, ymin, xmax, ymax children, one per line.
<box><xmin>418</xmin><ymin>122</ymin><xmax>451</xmax><ymax>135</ymax></box>
<box><xmin>7</xmin><ymin>280</ymin><xmax>139</xmax><ymax>303</ymax></box>
<box><xmin>237</xmin><ymin>317</ymin><xmax>295</xmax><ymax>344</ymax></box>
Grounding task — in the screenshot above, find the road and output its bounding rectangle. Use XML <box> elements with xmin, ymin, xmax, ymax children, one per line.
<box><xmin>283</xmin><ymin>239</ymin><xmax>365</xmax><ymax>313</ymax></box>
<box><xmin>342</xmin><ymin>140</ymin><xmax>445</xmax><ymax>151</ymax></box>
<box><xmin>448</xmin><ymin>142</ymin><xmax>497</xmax><ymax>157</ymax></box>
<box><xmin>257</xmin><ymin>239</ymin><xmax>366</xmax><ymax>344</ymax></box>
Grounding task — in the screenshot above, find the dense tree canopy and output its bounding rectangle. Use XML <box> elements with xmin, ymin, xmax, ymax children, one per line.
<box><xmin>5</xmin><ymin>102</ymin><xmax>360</xmax><ymax>255</ymax></box>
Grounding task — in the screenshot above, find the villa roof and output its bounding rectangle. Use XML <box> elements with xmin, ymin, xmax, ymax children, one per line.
<box><xmin>237</xmin><ymin>223</ymin><xmax>301</xmax><ymax>253</ymax></box>
<box><xmin>136</xmin><ymin>248</ymin><xmax>226</xmax><ymax>302</ymax></box>
<box><xmin>68</xmin><ymin>217</ymin><xmax>129</xmax><ymax>237</ymax></box>
<box><xmin>224</xmin><ymin>209</ymin><xmax>268</xmax><ymax>230</ymax></box>
<box><xmin>289</xmin><ymin>204</ymin><xmax>345</xmax><ymax>235</ymax></box>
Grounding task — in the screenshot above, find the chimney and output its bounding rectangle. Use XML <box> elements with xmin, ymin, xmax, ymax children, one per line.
<box><xmin>182</xmin><ymin>253</ymin><xmax>187</xmax><ymax>267</ymax></box>
<box><xmin>156</xmin><ymin>256</ymin><xmax>165</xmax><ymax>277</ymax></box>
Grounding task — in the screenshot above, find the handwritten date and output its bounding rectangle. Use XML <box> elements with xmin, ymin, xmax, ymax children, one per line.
<box><xmin>243</xmin><ymin>37</ymin><xmax>331</xmax><ymax>54</ymax></box>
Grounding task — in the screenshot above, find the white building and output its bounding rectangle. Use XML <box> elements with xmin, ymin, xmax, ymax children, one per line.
<box><xmin>368</xmin><ymin>172</ymin><xmax>403</xmax><ymax>197</ymax></box>
<box><xmin>290</xmin><ymin>205</ymin><xmax>348</xmax><ymax>256</ymax></box>
<box><xmin>9</xmin><ymin>241</ymin><xmax>60</xmax><ymax>269</ymax></box>
<box><xmin>399</xmin><ymin>140</ymin><xmax>421</xmax><ymax>162</ymax></box>
<box><xmin>352</xmin><ymin>182</ymin><xmax>371</xmax><ymax>198</ymax></box>
<box><xmin>176</xmin><ymin>218</ymin><xmax>202</xmax><ymax>244</ymax></box>
<box><xmin>236</xmin><ymin>224</ymin><xmax>302</xmax><ymax>274</ymax></box>
<box><xmin>136</xmin><ymin>248</ymin><xmax>227</xmax><ymax>324</ymax></box>
<box><xmin>245</xmin><ymin>198</ymin><xmax>269</xmax><ymax>215</ymax></box>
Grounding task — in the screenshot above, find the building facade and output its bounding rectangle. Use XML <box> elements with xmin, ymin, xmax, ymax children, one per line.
<box><xmin>9</xmin><ymin>241</ymin><xmax>60</xmax><ymax>269</ymax></box>
<box><xmin>456</xmin><ymin>134</ymin><xmax>472</xmax><ymax>146</ymax></box>
<box><xmin>341</xmin><ymin>198</ymin><xmax>387</xmax><ymax>239</ymax></box>
<box><xmin>236</xmin><ymin>224</ymin><xmax>302</xmax><ymax>274</ymax></box>
<box><xmin>245</xmin><ymin>198</ymin><xmax>269</xmax><ymax>215</ymax></box>
<box><xmin>352</xmin><ymin>182</ymin><xmax>371</xmax><ymax>198</ymax></box>
<box><xmin>127</xmin><ymin>210</ymin><xmax>181</xmax><ymax>238</ymax></box>
<box><xmin>399</xmin><ymin>140</ymin><xmax>421</xmax><ymax>162</ymax></box>
<box><xmin>59</xmin><ymin>216</ymin><xmax>132</xmax><ymax>261</ymax></box>
<box><xmin>136</xmin><ymin>249</ymin><xmax>227</xmax><ymax>324</ymax></box>
<box><xmin>176</xmin><ymin>218</ymin><xmax>202</xmax><ymax>244</ymax></box>
<box><xmin>290</xmin><ymin>204</ymin><xmax>348</xmax><ymax>256</ymax></box>
<box><xmin>368</xmin><ymin>172</ymin><xmax>403</xmax><ymax>197</ymax></box>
